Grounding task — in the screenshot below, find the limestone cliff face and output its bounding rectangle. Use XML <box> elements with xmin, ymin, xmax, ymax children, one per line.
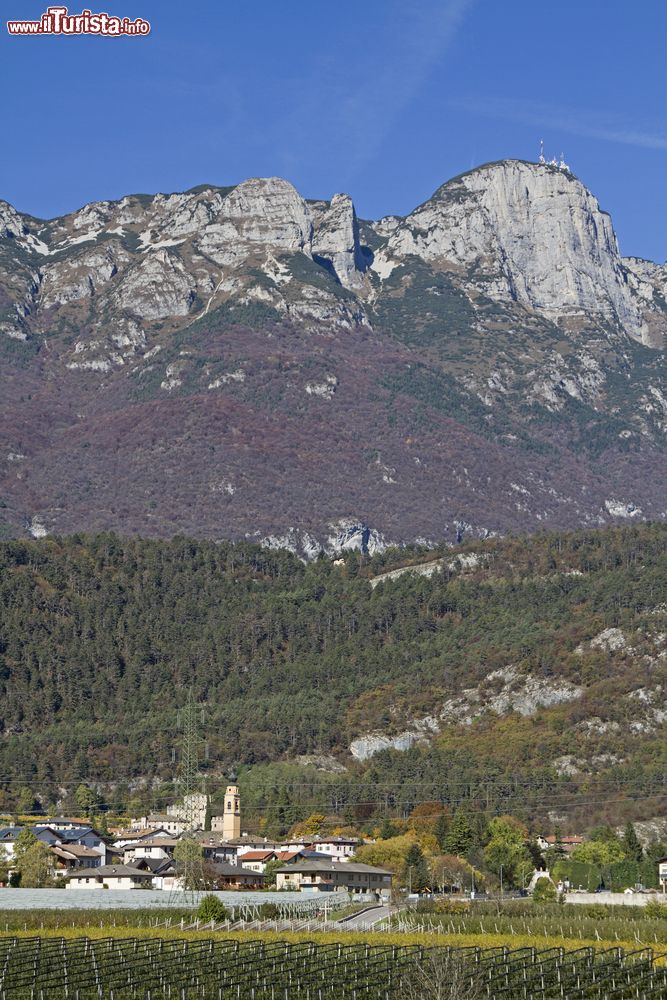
<box><xmin>1</xmin><ymin>160</ymin><xmax>666</xmax><ymax>549</ymax></box>
<box><xmin>0</xmin><ymin>178</ymin><xmax>372</xmax><ymax>368</ymax></box>
<box><xmin>38</xmin><ymin>245</ymin><xmax>127</xmax><ymax>309</ymax></box>
<box><xmin>311</xmin><ymin>193</ymin><xmax>364</xmax><ymax>288</ymax></box>
<box><xmin>0</xmin><ymin>200</ymin><xmax>30</xmax><ymax>241</ymax></box>
<box><xmin>3</xmin><ymin>162</ymin><xmax>666</xmax><ymax>347</ymax></box>
<box><xmin>622</xmin><ymin>256</ymin><xmax>667</xmax><ymax>348</ymax></box>
<box><xmin>222</xmin><ymin>177</ymin><xmax>312</xmax><ymax>252</ymax></box>
<box><xmin>380</xmin><ymin>160</ymin><xmax>662</xmax><ymax>346</ymax></box>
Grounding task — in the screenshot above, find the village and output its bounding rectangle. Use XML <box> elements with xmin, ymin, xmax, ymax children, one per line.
<box><xmin>2</xmin><ymin>779</ymin><xmax>666</xmax><ymax>903</ymax></box>
<box><xmin>0</xmin><ymin>781</ymin><xmax>393</xmax><ymax>899</ymax></box>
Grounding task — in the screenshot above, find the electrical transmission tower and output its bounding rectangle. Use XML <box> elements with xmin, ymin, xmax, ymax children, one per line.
<box><xmin>171</xmin><ymin>688</ymin><xmax>206</xmax><ymax>904</ymax></box>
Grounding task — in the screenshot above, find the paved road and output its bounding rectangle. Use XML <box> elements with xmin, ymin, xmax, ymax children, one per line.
<box><xmin>337</xmin><ymin>905</ymin><xmax>393</xmax><ymax>929</ymax></box>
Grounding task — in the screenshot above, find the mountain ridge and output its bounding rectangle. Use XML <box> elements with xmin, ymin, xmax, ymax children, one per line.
<box><xmin>1</xmin><ymin>159</ymin><xmax>665</xmax><ymax>553</ymax></box>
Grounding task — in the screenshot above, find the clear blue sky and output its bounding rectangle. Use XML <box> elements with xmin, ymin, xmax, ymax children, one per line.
<box><xmin>2</xmin><ymin>0</ymin><xmax>665</xmax><ymax>261</ymax></box>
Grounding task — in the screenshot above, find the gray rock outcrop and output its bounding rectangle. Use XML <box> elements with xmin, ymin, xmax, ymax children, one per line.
<box><xmin>311</xmin><ymin>193</ymin><xmax>364</xmax><ymax>288</ymax></box>
<box><xmin>379</xmin><ymin>160</ymin><xmax>662</xmax><ymax>346</ymax></box>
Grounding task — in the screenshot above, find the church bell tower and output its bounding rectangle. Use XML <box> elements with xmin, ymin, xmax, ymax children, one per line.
<box><xmin>222</xmin><ymin>776</ymin><xmax>241</xmax><ymax>840</ymax></box>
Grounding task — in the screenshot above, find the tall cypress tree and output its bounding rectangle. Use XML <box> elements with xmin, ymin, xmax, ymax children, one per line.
<box><xmin>403</xmin><ymin>843</ymin><xmax>430</xmax><ymax>893</ymax></box>
<box><xmin>434</xmin><ymin>812</ymin><xmax>449</xmax><ymax>852</ymax></box>
<box><xmin>623</xmin><ymin>823</ymin><xmax>643</xmax><ymax>863</ymax></box>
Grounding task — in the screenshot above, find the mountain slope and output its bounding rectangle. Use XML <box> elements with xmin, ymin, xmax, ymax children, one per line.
<box><xmin>0</xmin><ymin>161</ymin><xmax>665</xmax><ymax>551</ymax></box>
<box><xmin>0</xmin><ymin>526</ymin><xmax>665</xmax><ymax>829</ymax></box>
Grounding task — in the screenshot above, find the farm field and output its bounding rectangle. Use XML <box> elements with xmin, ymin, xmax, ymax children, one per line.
<box><xmin>392</xmin><ymin>901</ymin><xmax>667</xmax><ymax>948</ymax></box>
<box><xmin>1</xmin><ymin>934</ymin><xmax>667</xmax><ymax>999</ymax></box>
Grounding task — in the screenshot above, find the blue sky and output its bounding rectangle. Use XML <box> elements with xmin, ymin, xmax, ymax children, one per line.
<box><xmin>2</xmin><ymin>0</ymin><xmax>665</xmax><ymax>260</ymax></box>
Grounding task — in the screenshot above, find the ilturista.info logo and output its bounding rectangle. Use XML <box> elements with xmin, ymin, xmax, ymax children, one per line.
<box><xmin>7</xmin><ymin>6</ymin><xmax>150</xmax><ymax>35</ymax></box>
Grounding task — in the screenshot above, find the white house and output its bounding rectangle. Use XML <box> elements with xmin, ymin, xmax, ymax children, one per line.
<box><xmin>237</xmin><ymin>849</ymin><xmax>278</xmax><ymax>872</ymax></box>
<box><xmin>536</xmin><ymin>835</ymin><xmax>584</xmax><ymax>855</ymax></box>
<box><xmin>122</xmin><ymin>837</ymin><xmax>178</xmax><ymax>864</ymax></box>
<box><xmin>659</xmin><ymin>857</ymin><xmax>667</xmax><ymax>893</ymax></box>
<box><xmin>66</xmin><ymin>864</ymin><xmax>155</xmax><ymax>890</ymax></box>
<box><xmin>233</xmin><ymin>837</ymin><xmax>279</xmax><ymax>856</ymax></box>
<box><xmin>278</xmin><ymin>836</ymin><xmax>359</xmax><ymax>862</ymax></box>
<box><xmin>112</xmin><ymin>827</ymin><xmax>171</xmax><ymax>849</ymax></box>
<box><xmin>46</xmin><ymin>817</ymin><xmax>90</xmax><ymax>831</ymax></box>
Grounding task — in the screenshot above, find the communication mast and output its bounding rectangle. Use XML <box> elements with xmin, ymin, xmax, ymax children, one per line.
<box><xmin>538</xmin><ymin>139</ymin><xmax>571</xmax><ymax>173</ymax></box>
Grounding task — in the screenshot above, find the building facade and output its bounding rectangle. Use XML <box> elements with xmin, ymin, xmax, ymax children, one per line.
<box><xmin>275</xmin><ymin>860</ymin><xmax>392</xmax><ymax>898</ymax></box>
<box><xmin>66</xmin><ymin>865</ymin><xmax>155</xmax><ymax>890</ymax></box>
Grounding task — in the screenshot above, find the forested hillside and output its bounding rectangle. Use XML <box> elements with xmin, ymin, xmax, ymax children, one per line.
<box><xmin>0</xmin><ymin>525</ymin><xmax>666</xmax><ymax>830</ymax></box>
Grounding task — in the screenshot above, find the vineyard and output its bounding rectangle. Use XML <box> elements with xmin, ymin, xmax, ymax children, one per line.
<box><xmin>391</xmin><ymin>903</ymin><xmax>667</xmax><ymax>947</ymax></box>
<box><xmin>1</xmin><ymin>936</ymin><xmax>667</xmax><ymax>998</ymax></box>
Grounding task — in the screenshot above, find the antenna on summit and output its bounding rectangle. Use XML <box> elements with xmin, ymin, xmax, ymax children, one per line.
<box><xmin>539</xmin><ymin>139</ymin><xmax>571</xmax><ymax>173</ymax></box>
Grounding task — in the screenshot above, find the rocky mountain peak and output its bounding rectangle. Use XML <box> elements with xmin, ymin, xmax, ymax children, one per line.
<box><xmin>0</xmin><ymin>199</ymin><xmax>29</xmax><ymax>240</ymax></box>
<box><xmin>380</xmin><ymin>159</ymin><xmax>661</xmax><ymax>346</ymax></box>
<box><xmin>1</xmin><ymin>160</ymin><xmax>666</xmax><ymax>550</ymax></box>
<box><xmin>311</xmin><ymin>192</ymin><xmax>365</xmax><ymax>288</ymax></box>
<box><xmin>222</xmin><ymin>176</ymin><xmax>313</xmax><ymax>254</ymax></box>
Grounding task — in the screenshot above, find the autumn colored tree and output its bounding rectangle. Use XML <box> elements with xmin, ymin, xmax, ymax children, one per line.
<box><xmin>355</xmin><ymin>834</ymin><xmax>420</xmax><ymax>876</ymax></box>
<box><xmin>19</xmin><ymin>842</ymin><xmax>54</xmax><ymax>887</ymax></box>
<box><xmin>483</xmin><ymin>816</ymin><xmax>532</xmax><ymax>888</ymax></box>
<box><xmin>289</xmin><ymin>814</ymin><xmax>327</xmax><ymax>838</ymax></box>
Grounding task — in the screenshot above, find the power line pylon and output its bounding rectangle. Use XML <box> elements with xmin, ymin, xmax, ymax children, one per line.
<box><xmin>171</xmin><ymin>688</ymin><xmax>206</xmax><ymax>904</ymax></box>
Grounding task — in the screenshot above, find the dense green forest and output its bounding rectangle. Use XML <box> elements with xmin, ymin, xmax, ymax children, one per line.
<box><xmin>0</xmin><ymin>525</ymin><xmax>666</xmax><ymax>830</ymax></box>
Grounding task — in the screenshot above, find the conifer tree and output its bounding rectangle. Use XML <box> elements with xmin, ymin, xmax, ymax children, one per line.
<box><xmin>623</xmin><ymin>822</ymin><xmax>643</xmax><ymax>863</ymax></box>
<box><xmin>379</xmin><ymin>818</ymin><xmax>399</xmax><ymax>840</ymax></box>
<box><xmin>444</xmin><ymin>808</ymin><xmax>475</xmax><ymax>858</ymax></box>
<box><xmin>403</xmin><ymin>843</ymin><xmax>430</xmax><ymax>893</ymax></box>
<box><xmin>434</xmin><ymin>812</ymin><xmax>449</xmax><ymax>852</ymax></box>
